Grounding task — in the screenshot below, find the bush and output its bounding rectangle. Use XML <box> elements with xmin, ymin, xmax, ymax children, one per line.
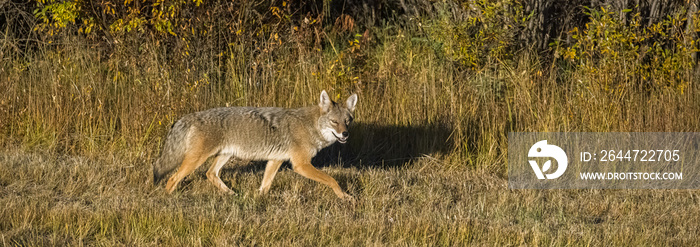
<box><xmin>557</xmin><ymin>6</ymin><xmax>700</xmax><ymax>93</ymax></box>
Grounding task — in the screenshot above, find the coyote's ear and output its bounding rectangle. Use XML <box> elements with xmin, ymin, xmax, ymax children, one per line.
<box><xmin>319</xmin><ymin>90</ymin><xmax>332</xmax><ymax>112</ymax></box>
<box><xmin>346</xmin><ymin>93</ymin><xmax>358</xmax><ymax>112</ymax></box>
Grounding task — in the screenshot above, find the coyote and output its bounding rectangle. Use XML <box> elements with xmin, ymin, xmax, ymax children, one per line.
<box><xmin>153</xmin><ymin>91</ymin><xmax>357</xmax><ymax>200</ymax></box>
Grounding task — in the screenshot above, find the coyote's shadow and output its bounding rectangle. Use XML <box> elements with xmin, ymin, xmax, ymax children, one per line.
<box><xmin>312</xmin><ymin>121</ymin><xmax>455</xmax><ymax>169</ymax></box>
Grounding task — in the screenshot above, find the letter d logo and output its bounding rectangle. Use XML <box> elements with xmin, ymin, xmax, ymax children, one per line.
<box><xmin>528</xmin><ymin>140</ymin><xmax>568</xmax><ymax>179</ymax></box>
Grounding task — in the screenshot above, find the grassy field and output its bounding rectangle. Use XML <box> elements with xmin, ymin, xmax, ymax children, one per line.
<box><xmin>3</xmin><ymin>149</ymin><xmax>700</xmax><ymax>246</ymax></box>
<box><xmin>2</xmin><ymin>0</ymin><xmax>700</xmax><ymax>245</ymax></box>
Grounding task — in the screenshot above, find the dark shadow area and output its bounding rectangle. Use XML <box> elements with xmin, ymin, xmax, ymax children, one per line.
<box><xmin>217</xmin><ymin>160</ymin><xmax>269</xmax><ymax>176</ymax></box>
<box><xmin>313</xmin><ymin>121</ymin><xmax>455</xmax><ymax>169</ymax></box>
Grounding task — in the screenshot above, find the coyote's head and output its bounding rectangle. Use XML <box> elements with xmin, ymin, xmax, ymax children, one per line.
<box><xmin>318</xmin><ymin>90</ymin><xmax>358</xmax><ymax>144</ymax></box>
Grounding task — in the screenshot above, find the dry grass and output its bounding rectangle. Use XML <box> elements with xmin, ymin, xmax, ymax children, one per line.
<box><xmin>2</xmin><ymin>149</ymin><xmax>700</xmax><ymax>246</ymax></box>
<box><xmin>1</xmin><ymin>19</ymin><xmax>700</xmax><ymax>245</ymax></box>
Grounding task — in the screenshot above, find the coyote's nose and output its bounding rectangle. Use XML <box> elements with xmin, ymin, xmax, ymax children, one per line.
<box><xmin>342</xmin><ymin>131</ymin><xmax>349</xmax><ymax>137</ymax></box>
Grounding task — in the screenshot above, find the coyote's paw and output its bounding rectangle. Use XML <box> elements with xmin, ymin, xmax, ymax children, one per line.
<box><xmin>340</xmin><ymin>193</ymin><xmax>355</xmax><ymax>203</ymax></box>
<box><xmin>223</xmin><ymin>189</ymin><xmax>237</xmax><ymax>196</ymax></box>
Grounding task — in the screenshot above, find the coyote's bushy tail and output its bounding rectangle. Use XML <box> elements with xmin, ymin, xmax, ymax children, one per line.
<box><xmin>153</xmin><ymin>120</ymin><xmax>191</xmax><ymax>184</ymax></box>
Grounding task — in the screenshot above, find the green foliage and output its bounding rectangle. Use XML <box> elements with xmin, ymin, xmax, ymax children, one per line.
<box><xmin>29</xmin><ymin>0</ymin><xmax>303</xmax><ymax>52</ymax></box>
<box><xmin>558</xmin><ymin>6</ymin><xmax>700</xmax><ymax>93</ymax></box>
<box><xmin>424</xmin><ymin>0</ymin><xmax>528</xmax><ymax>70</ymax></box>
<box><xmin>33</xmin><ymin>0</ymin><xmax>80</xmax><ymax>36</ymax></box>
<box><xmin>32</xmin><ymin>0</ymin><xmax>199</xmax><ymax>37</ymax></box>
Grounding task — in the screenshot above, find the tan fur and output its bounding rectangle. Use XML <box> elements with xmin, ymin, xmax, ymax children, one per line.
<box><xmin>154</xmin><ymin>91</ymin><xmax>357</xmax><ymax>201</ymax></box>
<box><xmin>165</xmin><ymin>135</ymin><xmax>208</xmax><ymax>193</ymax></box>
<box><xmin>290</xmin><ymin>148</ymin><xmax>350</xmax><ymax>199</ymax></box>
<box><xmin>259</xmin><ymin>160</ymin><xmax>284</xmax><ymax>194</ymax></box>
<box><xmin>207</xmin><ymin>154</ymin><xmax>235</xmax><ymax>194</ymax></box>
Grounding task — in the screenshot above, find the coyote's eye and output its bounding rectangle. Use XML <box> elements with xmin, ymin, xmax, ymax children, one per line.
<box><xmin>330</xmin><ymin>120</ymin><xmax>338</xmax><ymax>125</ymax></box>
